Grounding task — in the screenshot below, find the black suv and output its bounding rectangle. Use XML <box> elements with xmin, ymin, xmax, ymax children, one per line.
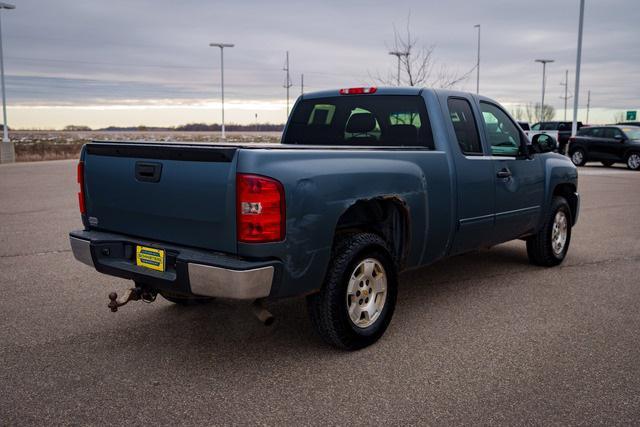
<box><xmin>531</xmin><ymin>121</ymin><xmax>583</xmax><ymax>154</ymax></box>
<box><xmin>568</xmin><ymin>125</ymin><xmax>640</xmax><ymax>170</ymax></box>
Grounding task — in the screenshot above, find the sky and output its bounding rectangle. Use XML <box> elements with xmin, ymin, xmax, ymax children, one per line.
<box><xmin>3</xmin><ymin>0</ymin><xmax>640</xmax><ymax>129</ymax></box>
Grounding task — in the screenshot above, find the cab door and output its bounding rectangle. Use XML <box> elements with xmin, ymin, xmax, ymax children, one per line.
<box><xmin>600</xmin><ymin>127</ymin><xmax>625</xmax><ymax>161</ymax></box>
<box><xmin>478</xmin><ymin>102</ymin><xmax>544</xmax><ymax>243</ymax></box>
<box><xmin>445</xmin><ymin>96</ymin><xmax>496</xmax><ymax>255</ymax></box>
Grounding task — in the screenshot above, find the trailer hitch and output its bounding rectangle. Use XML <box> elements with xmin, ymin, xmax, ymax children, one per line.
<box><xmin>108</xmin><ymin>286</ymin><xmax>156</xmax><ymax>312</ymax></box>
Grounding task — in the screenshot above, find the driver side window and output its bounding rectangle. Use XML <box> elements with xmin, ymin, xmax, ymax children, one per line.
<box><xmin>480</xmin><ymin>102</ymin><xmax>522</xmax><ymax>156</ymax></box>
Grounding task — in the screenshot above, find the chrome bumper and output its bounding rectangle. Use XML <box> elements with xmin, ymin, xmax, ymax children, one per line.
<box><xmin>70</xmin><ymin>236</ymin><xmax>94</xmax><ymax>267</ymax></box>
<box><xmin>69</xmin><ymin>235</ymin><xmax>274</xmax><ymax>300</ymax></box>
<box><xmin>188</xmin><ymin>263</ymin><xmax>273</xmax><ymax>299</ymax></box>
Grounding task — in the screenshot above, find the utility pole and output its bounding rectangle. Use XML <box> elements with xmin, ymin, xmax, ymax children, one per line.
<box><xmin>255</xmin><ymin>113</ymin><xmax>258</xmax><ymax>132</ymax></box>
<box><xmin>0</xmin><ymin>2</ymin><xmax>15</xmax><ymax>164</ymax></box>
<box><xmin>283</xmin><ymin>51</ymin><xmax>292</xmax><ymax>117</ymax></box>
<box><xmin>301</xmin><ymin>73</ymin><xmax>304</xmax><ymax>96</ymax></box>
<box><xmin>209</xmin><ymin>42</ymin><xmax>234</xmax><ymax>140</ymax></box>
<box><xmin>571</xmin><ymin>0</ymin><xmax>585</xmax><ymax>136</ymax></box>
<box><xmin>388</xmin><ymin>50</ymin><xmax>409</xmax><ymax>86</ymax></box>
<box><xmin>559</xmin><ymin>69</ymin><xmax>572</xmax><ymax>121</ymax></box>
<box><xmin>474</xmin><ymin>24</ymin><xmax>480</xmax><ymax>94</ymax></box>
<box><xmin>535</xmin><ymin>59</ymin><xmax>554</xmax><ymax>122</ymax></box>
<box><xmin>586</xmin><ymin>90</ymin><xmax>591</xmax><ymax>124</ymax></box>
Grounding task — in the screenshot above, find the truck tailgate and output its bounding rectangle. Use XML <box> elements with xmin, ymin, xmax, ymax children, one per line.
<box><xmin>83</xmin><ymin>143</ymin><xmax>238</xmax><ymax>254</ymax></box>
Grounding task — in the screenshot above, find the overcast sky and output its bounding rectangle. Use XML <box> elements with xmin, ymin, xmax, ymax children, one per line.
<box><xmin>4</xmin><ymin>0</ymin><xmax>640</xmax><ymax>128</ymax></box>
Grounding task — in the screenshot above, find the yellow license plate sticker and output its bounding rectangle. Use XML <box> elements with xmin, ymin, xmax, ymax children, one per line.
<box><xmin>136</xmin><ymin>246</ymin><xmax>165</xmax><ymax>272</ymax></box>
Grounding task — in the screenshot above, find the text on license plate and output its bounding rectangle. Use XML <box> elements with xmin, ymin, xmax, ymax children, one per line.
<box><xmin>136</xmin><ymin>245</ymin><xmax>165</xmax><ymax>272</ymax></box>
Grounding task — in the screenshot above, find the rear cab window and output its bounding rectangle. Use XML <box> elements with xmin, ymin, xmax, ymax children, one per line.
<box><xmin>447</xmin><ymin>98</ymin><xmax>483</xmax><ymax>155</ymax></box>
<box><xmin>283</xmin><ymin>95</ymin><xmax>434</xmax><ymax>148</ymax></box>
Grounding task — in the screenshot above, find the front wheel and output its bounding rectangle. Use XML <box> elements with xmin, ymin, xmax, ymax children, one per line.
<box><xmin>526</xmin><ymin>196</ymin><xmax>572</xmax><ymax>267</ymax></box>
<box><xmin>570</xmin><ymin>148</ymin><xmax>587</xmax><ymax>166</ymax></box>
<box><xmin>307</xmin><ymin>233</ymin><xmax>397</xmax><ymax>350</ymax></box>
<box><xmin>626</xmin><ymin>153</ymin><xmax>640</xmax><ymax>171</ymax></box>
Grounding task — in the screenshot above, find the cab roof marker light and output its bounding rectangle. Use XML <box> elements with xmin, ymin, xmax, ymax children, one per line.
<box><xmin>339</xmin><ymin>87</ymin><xmax>377</xmax><ymax>95</ymax></box>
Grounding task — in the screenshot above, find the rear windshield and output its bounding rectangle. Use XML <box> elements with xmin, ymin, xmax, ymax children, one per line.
<box><xmin>283</xmin><ymin>95</ymin><xmax>434</xmax><ymax>148</ymax></box>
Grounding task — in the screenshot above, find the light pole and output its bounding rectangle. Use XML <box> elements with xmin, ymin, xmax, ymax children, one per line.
<box><xmin>535</xmin><ymin>59</ymin><xmax>554</xmax><ymax>122</ymax></box>
<box><xmin>474</xmin><ymin>24</ymin><xmax>480</xmax><ymax>94</ymax></box>
<box><xmin>571</xmin><ymin>0</ymin><xmax>585</xmax><ymax>136</ymax></box>
<box><xmin>0</xmin><ymin>2</ymin><xmax>15</xmax><ymax>164</ymax></box>
<box><xmin>209</xmin><ymin>42</ymin><xmax>234</xmax><ymax>140</ymax></box>
<box><xmin>388</xmin><ymin>50</ymin><xmax>409</xmax><ymax>86</ymax></box>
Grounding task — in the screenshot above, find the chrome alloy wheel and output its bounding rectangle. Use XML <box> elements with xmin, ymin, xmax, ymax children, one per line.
<box><xmin>571</xmin><ymin>150</ymin><xmax>584</xmax><ymax>165</ymax></box>
<box><xmin>628</xmin><ymin>153</ymin><xmax>640</xmax><ymax>170</ymax></box>
<box><xmin>346</xmin><ymin>258</ymin><xmax>387</xmax><ymax>328</ymax></box>
<box><xmin>551</xmin><ymin>211</ymin><xmax>568</xmax><ymax>256</ymax></box>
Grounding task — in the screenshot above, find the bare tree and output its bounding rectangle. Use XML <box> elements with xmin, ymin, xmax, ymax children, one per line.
<box><xmin>373</xmin><ymin>14</ymin><xmax>472</xmax><ymax>88</ymax></box>
<box><xmin>612</xmin><ymin>111</ymin><xmax>625</xmax><ymax>123</ymax></box>
<box><xmin>525</xmin><ymin>103</ymin><xmax>537</xmax><ymax>123</ymax></box>
<box><xmin>523</xmin><ymin>102</ymin><xmax>555</xmax><ymax>123</ymax></box>
<box><xmin>510</xmin><ymin>105</ymin><xmax>525</xmax><ymax>121</ymax></box>
<box><xmin>539</xmin><ymin>103</ymin><xmax>556</xmax><ymax>122</ymax></box>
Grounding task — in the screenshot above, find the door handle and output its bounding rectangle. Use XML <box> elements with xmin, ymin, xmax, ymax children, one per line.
<box><xmin>135</xmin><ymin>161</ymin><xmax>162</xmax><ymax>183</ymax></box>
<box><xmin>496</xmin><ymin>168</ymin><xmax>512</xmax><ymax>179</ymax></box>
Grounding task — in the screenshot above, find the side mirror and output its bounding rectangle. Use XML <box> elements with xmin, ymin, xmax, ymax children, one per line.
<box><xmin>614</xmin><ymin>134</ymin><xmax>625</xmax><ymax>141</ymax></box>
<box><xmin>531</xmin><ymin>133</ymin><xmax>558</xmax><ymax>153</ymax></box>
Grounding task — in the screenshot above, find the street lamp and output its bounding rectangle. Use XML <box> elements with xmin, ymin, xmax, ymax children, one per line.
<box><xmin>571</xmin><ymin>0</ymin><xmax>585</xmax><ymax>136</ymax></box>
<box><xmin>388</xmin><ymin>50</ymin><xmax>409</xmax><ymax>86</ymax></box>
<box><xmin>535</xmin><ymin>59</ymin><xmax>554</xmax><ymax>122</ymax></box>
<box><xmin>209</xmin><ymin>42</ymin><xmax>234</xmax><ymax>140</ymax></box>
<box><xmin>0</xmin><ymin>2</ymin><xmax>15</xmax><ymax>164</ymax></box>
<box><xmin>474</xmin><ymin>24</ymin><xmax>480</xmax><ymax>94</ymax></box>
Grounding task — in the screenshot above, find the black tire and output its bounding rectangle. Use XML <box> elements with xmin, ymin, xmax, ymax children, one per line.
<box><xmin>601</xmin><ymin>160</ymin><xmax>615</xmax><ymax>167</ymax></box>
<box><xmin>526</xmin><ymin>196</ymin><xmax>572</xmax><ymax>267</ymax></box>
<box><xmin>160</xmin><ymin>291</ymin><xmax>214</xmax><ymax>306</ymax></box>
<box><xmin>570</xmin><ymin>148</ymin><xmax>587</xmax><ymax>166</ymax></box>
<box><xmin>626</xmin><ymin>152</ymin><xmax>640</xmax><ymax>171</ymax></box>
<box><xmin>306</xmin><ymin>233</ymin><xmax>398</xmax><ymax>350</ymax></box>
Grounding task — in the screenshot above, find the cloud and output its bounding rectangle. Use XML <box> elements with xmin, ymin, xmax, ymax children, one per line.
<box><xmin>2</xmin><ymin>0</ymin><xmax>639</xmax><ymax>126</ymax></box>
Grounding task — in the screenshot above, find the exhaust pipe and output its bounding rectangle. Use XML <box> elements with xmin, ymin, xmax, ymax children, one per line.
<box><xmin>251</xmin><ymin>298</ymin><xmax>275</xmax><ymax>326</ymax></box>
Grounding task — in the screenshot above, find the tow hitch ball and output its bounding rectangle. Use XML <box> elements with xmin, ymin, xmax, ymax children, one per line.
<box><xmin>108</xmin><ymin>286</ymin><xmax>156</xmax><ymax>312</ymax></box>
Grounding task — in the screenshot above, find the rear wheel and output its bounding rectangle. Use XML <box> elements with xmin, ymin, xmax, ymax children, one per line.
<box><xmin>601</xmin><ymin>160</ymin><xmax>615</xmax><ymax>167</ymax></box>
<box><xmin>570</xmin><ymin>148</ymin><xmax>587</xmax><ymax>166</ymax></box>
<box><xmin>526</xmin><ymin>196</ymin><xmax>572</xmax><ymax>267</ymax></box>
<box><xmin>626</xmin><ymin>153</ymin><xmax>640</xmax><ymax>171</ymax></box>
<box><xmin>307</xmin><ymin>233</ymin><xmax>397</xmax><ymax>350</ymax></box>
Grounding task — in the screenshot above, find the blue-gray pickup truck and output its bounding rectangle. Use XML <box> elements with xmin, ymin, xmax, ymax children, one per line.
<box><xmin>70</xmin><ymin>87</ymin><xmax>579</xmax><ymax>350</ymax></box>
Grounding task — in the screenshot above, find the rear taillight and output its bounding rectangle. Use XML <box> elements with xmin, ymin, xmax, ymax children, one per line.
<box><xmin>77</xmin><ymin>161</ymin><xmax>86</xmax><ymax>214</ymax></box>
<box><xmin>236</xmin><ymin>174</ymin><xmax>285</xmax><ymax>243</ymax></box>
<box><xmin>339</xmin><ymin>87</ymin><xmax>377</xmax><ymax>95</ymax></box>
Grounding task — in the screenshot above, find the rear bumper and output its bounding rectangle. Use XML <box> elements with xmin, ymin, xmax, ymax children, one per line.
<box><xmin>69</xmin><ymin>230</ymin><xmax>279</xmax><ymax>300</ymax></box>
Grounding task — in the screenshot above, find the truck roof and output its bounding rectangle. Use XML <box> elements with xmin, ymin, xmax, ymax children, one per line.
<box><xmin>300</xmin><ymin>86</ymin><xmax>497</xmax><ymax>105</ymax></box>
<box><xmin>301</xmin><ymin>86</ymin><xmax>424</xmax><ymax>100</ymax></box>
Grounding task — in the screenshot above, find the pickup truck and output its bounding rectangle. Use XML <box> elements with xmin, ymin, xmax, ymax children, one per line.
<box><xmin>70</xmin><ymin>87</ymin><xmax>580</xmax><ymax>350</ymax></box>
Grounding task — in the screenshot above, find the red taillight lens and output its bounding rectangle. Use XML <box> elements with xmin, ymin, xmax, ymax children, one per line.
<box><xmin>339</xmin><ymin>87</ymin><xmax>377</xmax><ymax>95</ymax></box>
<box><xmin>77</xmin><ymin>161</ymin><xmax>86</xmax><ymax>214</ymax></box>
<box><xmin>236</xmin><ymin>174</ymin><xmax>285</xmax><ymax>243</ymax></box>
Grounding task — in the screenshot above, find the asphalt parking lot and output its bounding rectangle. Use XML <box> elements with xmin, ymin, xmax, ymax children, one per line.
<box><xmin>1</xmin><ymin>159</ymin><xmax>639</xmax><ymax>425</ymax></box>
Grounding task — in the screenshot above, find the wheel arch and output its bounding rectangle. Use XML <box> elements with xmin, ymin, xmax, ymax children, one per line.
<box><xmin>333</xmin><ymin>197</ymin><xmax>411</xmax><ymax>270</ymax></box>
<box><xmin>553</xmin><ymin>183</ymin><xmax>578</xmax><ymax>225</ymax></box>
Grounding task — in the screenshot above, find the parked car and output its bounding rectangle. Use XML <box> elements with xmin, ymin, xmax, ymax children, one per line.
<box><xmin>568</xmin><ymin>125</ymin><xmax>640</xmax><ymax>170</ymax></box>
<box><xmin>70</xmin><ymin>87</ymin><xmax>579</xmax><ymax>350</ymax></box>
<box><xmin>531</xmin><ymin>121</ymin><xmax>583</xmax><ymax>154</ymax></box>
